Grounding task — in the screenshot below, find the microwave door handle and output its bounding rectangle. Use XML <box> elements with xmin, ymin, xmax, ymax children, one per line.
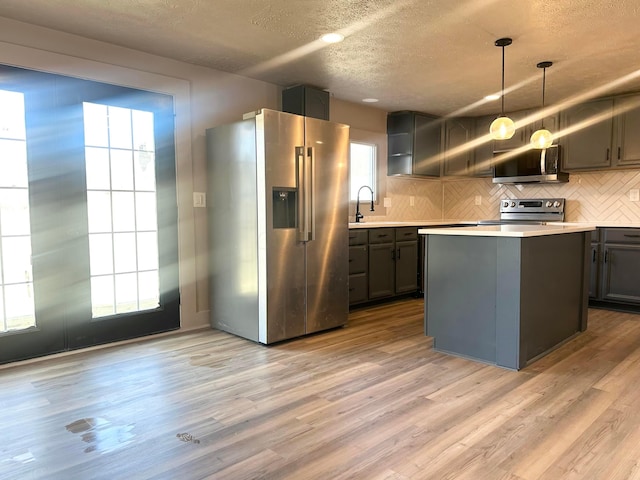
<box><xmin>540</xmin><ymin>148</ymin><xmax>547</xmax><ymax>175</ymax></box>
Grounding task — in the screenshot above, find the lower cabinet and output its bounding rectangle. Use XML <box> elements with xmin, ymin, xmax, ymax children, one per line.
<box><xmin>349</xmin><ymin>227</ymin><xmax>419</xmax><ymax>306</ymax></box>
<box><xmin>589</xmin><ymin>242</ymin><xmax>600</xmax><ymax>299</ymax></box>
<box><xmin>368</xmin><ymin>242</ymin><xmax>395</xmax><ymax>299</ymax></box>
<box><xmin>591</xmin><ymin>227</ymin><xmax>640</xmax><ymax>308</ymax></box>
<box><xmin>348</xmin><ymin>230</ymin><xmax>368</xmax><ymax>306</ymax></box>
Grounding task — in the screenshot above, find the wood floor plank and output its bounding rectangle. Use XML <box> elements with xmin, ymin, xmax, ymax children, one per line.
<box><xmin>1</xmin><ymin>299</ymin><xmax>640</xmax><ymax>479</ymax></box>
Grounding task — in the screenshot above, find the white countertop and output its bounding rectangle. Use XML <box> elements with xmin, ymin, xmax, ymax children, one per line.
<box><xmin>349</xmin><ymin>220</ymin><xmax>476</xmax><ymax>229</ymax></box>
<box><xmin>559</xmin><ymin>222</ymin><xmax>640</xmax><ymax>229</ymax></box>
<box><xmin>351</xmin><ymin>220</ymin><xmax>640</xmax><ymax>230</ymax></box>
<box><xmin>418</xmin><ymin>224</ymin><xmax>596</xmax><ymax>238</ymax></box>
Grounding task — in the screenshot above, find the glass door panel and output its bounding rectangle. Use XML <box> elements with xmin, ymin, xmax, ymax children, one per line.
<box><xmin>83</xmin><ymin>102</ymin><xmax>160</xmax><ymax>318</ymax></box>
<box><xmin>0</xmin><ymin>90</ymin><xmax>36</xmax><ymax>334</ymax></box>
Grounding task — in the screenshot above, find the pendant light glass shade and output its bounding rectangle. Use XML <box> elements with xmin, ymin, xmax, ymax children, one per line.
<box><xmin>490</xmin><ymin>38</ymin><xmax>514</xmax><ymax>140</ymax></box>
<box><xmin>530</xmin><ymin>61</ymin><xmax>554</xmax><ymax>149</ymax></box>
<box><xmin>530</xmin><ymin>128</ymin><xmax>553</xmax><ymax>149</ymax></box>
<box><xmin>490</xmin><ymin>115</ymin><xmax>516</xmax><ymax>140</ymax></box>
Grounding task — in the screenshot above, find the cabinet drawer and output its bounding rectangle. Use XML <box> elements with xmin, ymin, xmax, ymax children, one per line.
<box><xmin>604</xmin><ymin>228</ymin><xmax>640</xmax><ymax>244</ymax></box>
<box><xmin>348</xmin><ymin>229</ymin><xmax>368</xmax><ymax>245</ymax></box>
<box><xmin>368</xmin><ymin>228</ymin><xmax>394</xmax><ymax>244</ymax></box>
<box><xmin>349</xmin><ymin>273</ymin><xmax>368</xmax><ymax>305</ymax></box>
<box><xmin>395</xmin><ymin>227</ymin><xmax>418</xmax><ymax>241</ymax></box>
<box><xmin>349</xmin><ymin>245</ymin><xmax>367</xmax><ymax>274</ymax></box>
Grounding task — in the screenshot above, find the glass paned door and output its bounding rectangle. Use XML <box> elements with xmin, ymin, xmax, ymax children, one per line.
<box><xmin>0</xmin><ymin>64</ymin><xmax>179</xmax><ymax>364</ymax></box>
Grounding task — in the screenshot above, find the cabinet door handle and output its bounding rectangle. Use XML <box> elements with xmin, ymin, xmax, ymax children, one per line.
<box><xmin>593</xmin><ymin>250</ymin><xmax>596</xmax><ymax>262</ymax></box>
<box><xmin>404</xmin><ymin>232</ymin><xmax>413</xmax><ymax>236</ymax></box>
<box><xmin>623</xmin><ymin>234</ymin><xmax>640</xmax><ymax>238</ymax></box>
<box><xmin>604</xmin><ymin>250</ymin><xmax>608</xmax><ymax>263</ymax></box>
<box><xmin>397</xmin><ymin>248</ymin><xmax>401</xmax><ymax>260</ymax></box>
<box><xmin>606</xmin><ymin>148</ymin><xmax>610</xmax><ymax>161</ymax></box>
<box><xmin>618</xmin><ymin>146</ymin><xmax>621</xmax><ymax>160</ymax></box>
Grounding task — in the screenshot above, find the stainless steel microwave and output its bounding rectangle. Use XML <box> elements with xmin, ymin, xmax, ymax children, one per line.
<box><xmin>492</xmin><ymin>145</ymin><xmax>569</xmax><ymax>184</ymax></box>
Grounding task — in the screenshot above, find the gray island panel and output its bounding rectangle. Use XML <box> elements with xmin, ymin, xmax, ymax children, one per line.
<box><xmin>426</xmin><ymin>236</ymin><xmax>497</xmax><ymax>363</ymax></box>
<box><xmin>424</xmin><ymin>230</ymin><xmax>590</xmax><ymax>370</ymax></box>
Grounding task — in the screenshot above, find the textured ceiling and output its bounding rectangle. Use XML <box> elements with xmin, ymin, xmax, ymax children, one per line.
<box><xmin>1</xmin><ymin>0</ymin><xmax>639</xmax><ymax>116</ymax></box>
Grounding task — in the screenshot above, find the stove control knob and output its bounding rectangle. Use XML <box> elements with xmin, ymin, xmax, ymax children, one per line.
<box><xmin>511</xmin><ymin>201</ymin><xmax>516</xmax><ymax>207</ymax></box>
<box><xmin>553</xmin><ymin>201</ymin><xmax>561</xmax><ymax>208</ymax></box>
<box><xmin>546</xmin><ymin>201</ymin><xmax>553</xmax><ymax>208</ymax></box>
<box><xmin>503</xmin><ymin>201</ymin><xmax>509</xmax><ymax>208</ymax></box>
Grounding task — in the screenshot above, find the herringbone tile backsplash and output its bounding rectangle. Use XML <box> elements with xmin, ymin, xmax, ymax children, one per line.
<box><xmin>377</xmin><ymin>170</ymin><xmax>640</xmax><ymax>223</ymax></box>
<box><xmin>443</xmin><ymin>170</ymin><xmax>640</xmax><ymax>222</ymax></box>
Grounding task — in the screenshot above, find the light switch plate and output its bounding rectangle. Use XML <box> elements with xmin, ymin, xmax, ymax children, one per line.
<box><xmin>193</xmin><ymin>192</ymin><xmax>207</xmax><ymax>207</ymax></box>
<box><xmin>630</xmin><ymin>189</ymin><xmax>640</xmax><ymax>202</ymax></box>
<box><xmin>383</xmin><ymin>197</ymin><xmax>391</xmax><ymax>208</ymax></box>
<box><xmin>409</xmin><ymin>196</ymin><xmax>415</xmax><ymax>207</ymax></box>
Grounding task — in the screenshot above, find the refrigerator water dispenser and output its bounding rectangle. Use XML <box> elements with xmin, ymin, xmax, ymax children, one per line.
<box><xmin>272</xmin><ymin>188</ymin><xmax>297</xmax><ymax>229</ymax></box>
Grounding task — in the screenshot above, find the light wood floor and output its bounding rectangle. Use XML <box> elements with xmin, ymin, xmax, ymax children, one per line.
<box><xmin>2</xmin><ymin>299</ymin><xmax>640</xmax><ymax>480</ymax></box>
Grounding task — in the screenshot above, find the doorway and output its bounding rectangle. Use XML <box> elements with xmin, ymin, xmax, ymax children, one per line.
<box><xmin>0</xmin><ymin>65</ymin><xmax>179</xmax><ymax>364</ymax></box>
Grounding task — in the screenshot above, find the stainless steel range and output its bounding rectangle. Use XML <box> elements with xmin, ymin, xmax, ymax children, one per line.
<box><xmin>478</xmin><ymin>198</ymin><xmax>565</xmax><ymax>225</ymax></box>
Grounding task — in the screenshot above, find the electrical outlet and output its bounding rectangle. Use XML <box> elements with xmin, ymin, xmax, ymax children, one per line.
<box><xmin>409</xmin><ymin>196</ymin><xmax>415</xmax><ymax>207</ymax></box>
<box><xmin>474</xmin><ymin>195</ymin><xmax>482</xmax><ymax>206</ymax></box>
<box><xmin>630</xmin><ymin>189</ymin><xmax>640</xmax><ymax>202</ymax></box>
<box><xmin>383</xmin><ymin>197</ymin><xmax>391</xmax><ymax>208</ymax></box>
<box><xmin>193</xmin><ymin>192</ymin><xmax>207</xmax><ymax>208</ymax></box>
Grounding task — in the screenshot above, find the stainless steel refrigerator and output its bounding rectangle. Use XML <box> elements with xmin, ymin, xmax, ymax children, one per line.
<box><xmin>206</xmin><ymin>108</ymin><xmax>350</xmax><ymax>344</ymax></box>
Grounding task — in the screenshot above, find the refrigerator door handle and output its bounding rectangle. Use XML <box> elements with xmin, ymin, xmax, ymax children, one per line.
<box><xmin>296</xmin><ymin>146</ymin><xmax>308</xmax><ymax>242</ymax></box>
<box><xmin>307</xmin><ymin>146</ymin><xmax>315</xmax><ymax>241</ymax></box>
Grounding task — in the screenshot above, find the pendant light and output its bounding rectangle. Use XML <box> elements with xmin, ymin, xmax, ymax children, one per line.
<box><xmin>489</xmin><ymin>38</ymin><xmax>516</xmax><ymax>140</ymax></box>
<box><xmin>530</xmin><ymin>61</ymin><xmax>554</xmax><ymax>149</ymax></box>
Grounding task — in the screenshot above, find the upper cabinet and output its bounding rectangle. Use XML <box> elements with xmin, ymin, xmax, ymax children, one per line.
<box><xmin>387</xmin><ymin>111</ymin><xmax>442</xmax><ymax>177</ymax></box>
<box><xmin>613</xmin><ymin>94</ymin><xmax>640</xmax><ymax>167</ymax></box>
<box><xmin>443</xmin><ymin>116</ymin><xmax>495</xmax><ymax>177</ymax></box>
<box><xmin>386</xmin><ymin>92</ymin><xmax>640</xmax><ymax>179</ymax></box>
<box><xmin>443</xmin><ymin>117</ymin><xmax>474</xmax><ymax>176</ymax></box>
<box><xmin>560</xmin><ymin>94</ymin><xmax>640</xmax><ymax>171</ymax></box>
<box><xmin>560</xmin><ymin>99</ymin><xmax>614</xmax><ymax>170</ymax></box>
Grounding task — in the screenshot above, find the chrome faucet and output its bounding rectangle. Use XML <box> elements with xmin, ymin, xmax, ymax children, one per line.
<box><xmin>355</xmin><ymin>185</ymin><xmax>375</xmax><ymax>223</ymax></box>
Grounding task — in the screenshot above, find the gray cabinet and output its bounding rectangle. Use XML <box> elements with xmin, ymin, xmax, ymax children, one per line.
<box><xmin>600</xmin><ymin>228</ymin><xmax>640</xmax><ymax>304</ymax></box>
<box><xmin>472</xmin><ymin>115</ymin><xmax>495</xmax><ymax>177</ymax></box>
<box><xmin>368</xmin><ymin>228</ymin><xmax>396</xmax><ymax>299</ymax></box>
<box><xmin>590</xmin><ymin>228</ymin><xmax>640</xmax><ymax>308</ymax></box>
<box><xmin>348</xmin><ymin>230</ymin><xmax>368</xmax><ymax>305</ymax></box>
<box><xmin>349</xmin><ymin>227</ymin><xmax>419</xmax><ymax>306</ymax></box>
<box><xmin>589</xmin><ymin>229</ymin><xmax>600</xmax><ymax>299</ymax></box>
<box><xmin>395</xmin><ymin>228</ymin><xmax>419</xmax><ymax>293</ymax></box>
<box><xmin>561</xmin><ymin>99</ymin><xmax>614</xmax><ymax>170</ymax></box>
<box><xmin>614</xmin><ymin>94</ymin><xmax>640</xmax><ymax>167</ymax></box>
<box><xmin>443</xmin><ymin>117</ymin><xmax>474</xmax><ymax>176</ymax></box>
<box><xmin>387</xmin><ymin>111</ymin><xmax>442</xmax><ymax>177</ymax></box>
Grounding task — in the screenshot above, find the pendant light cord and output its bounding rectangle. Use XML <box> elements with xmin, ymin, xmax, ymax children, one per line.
<box><xmin>500</xmin><ymin>45</ymin><xmax>505</xmax><ymax>116</ymax></box>
<box><xmin>541</xmin><ymin>67</ymin><xmax>546</xmax><ymax>110</ymax></box>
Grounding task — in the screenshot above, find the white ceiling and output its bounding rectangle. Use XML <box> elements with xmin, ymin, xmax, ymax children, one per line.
<box><xmin>1</xmin><ymin>0</ymin><xmax>639</xmax><ymax>116</ymax></box>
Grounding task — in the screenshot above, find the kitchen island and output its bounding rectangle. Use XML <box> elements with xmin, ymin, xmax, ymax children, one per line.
<box><xmin>419</xmin><ymin>224</ymin><xmax>596</xmax><ymax>370</ymax></box>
